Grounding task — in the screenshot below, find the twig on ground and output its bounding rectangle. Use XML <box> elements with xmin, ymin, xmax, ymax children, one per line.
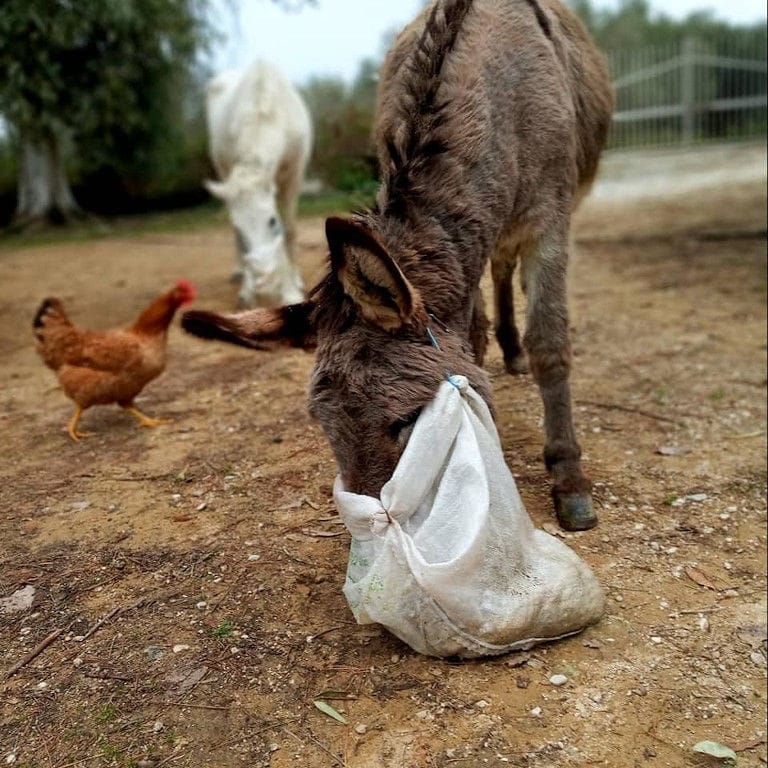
<box><xmin>283</xmin><ymin>727</ymin><xmax>345</xmax><ymax>767</ymax></box>
<box><xmin>83</xmin><ymin>669</ymin><xmax>134</xmax><ymax>682</ymax></box>
<box><xmin>675</xmin><ymin>606</ymin><xmax>726</xmax><ymax>616</ymax></box>
<box><xmin>576</xmin><ymin>399</ymin><xmax>685</xmax><ymax>425</ymax></box>
<box><xmin>724</xmin><ymin>430</ymin><xmax>765</xmax><ymax>440</ymax></box>
<box><xmin>148</xmin><ymin>700</ymin><xmax>231</xmax><ymax>711</ymax></box>
<box><xmin>81</xmin><ymin>606</ymin><xmax>122</xmax><ymax>641</ymax></box>
<box><xmin>52</xmin><ymin>755</ymin><xmax>102</xmax><ymax>768</ymax></box>
<box><xmin>6</xmin><ymin>628</ymin><xmax>63</xmax><ymax>678</ymax></box>
<box><xmin>307</xmin><ymin>626</ymin><xmax>346</xmax><ymax>642</ymax></box>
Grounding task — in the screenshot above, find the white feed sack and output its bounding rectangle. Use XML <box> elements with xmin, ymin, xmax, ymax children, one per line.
<box><xmin>335</xmin><ymin>375</ymin><xmax>605</xmax><ymax>658</ymax></box>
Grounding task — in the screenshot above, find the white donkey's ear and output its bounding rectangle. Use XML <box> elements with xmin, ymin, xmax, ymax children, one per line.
<box><xmin>204</xmin><ymin>179</ymin><xmax>231</xmax><ymax>200</ymax></box>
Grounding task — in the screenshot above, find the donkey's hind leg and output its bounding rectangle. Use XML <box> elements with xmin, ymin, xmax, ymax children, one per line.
<box><xmin>491</xmin><ymin>242</ymin><xmax>528</xmax><ymax>375</ymax></box>
<box><xmin>520</xmin><ymin>228</ymin><xmax>596</xmax><ymax>531</ymax></box>
<box><xmin>469</xmin><ymin>287</ymin><xmax>490</xmax><ymax>366</ymax></box>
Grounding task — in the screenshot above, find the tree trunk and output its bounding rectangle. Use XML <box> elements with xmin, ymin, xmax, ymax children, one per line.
<box><xmin>14</xmin><ymin>133</ymin><xmax>81</xmax><ymax>226</ymax></box>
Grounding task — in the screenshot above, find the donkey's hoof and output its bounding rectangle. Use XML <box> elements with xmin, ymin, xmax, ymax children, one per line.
<box><xmin>504</xmin><ymin>354</ymin><xmax>529</xmax><ymax>375</ymax></box>
<box><xmin>555</xmin><ymin>493</ymin><xmax>598</xmax><ymax>531</ymax></box>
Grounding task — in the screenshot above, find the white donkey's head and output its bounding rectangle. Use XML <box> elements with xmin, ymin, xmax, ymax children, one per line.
<box><xmin>206</xmin><ymin>165</ymin><xmax>304</xmax><ymax>308</ymax></box>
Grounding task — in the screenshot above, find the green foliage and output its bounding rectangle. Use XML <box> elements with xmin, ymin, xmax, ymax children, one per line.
<box><xmin>0</xmin><ymin>0</ymin><xmax>213</xmax><ymax>214</ymax></box>
<box><xmin>94</xmin><ymin>703</ymin><xmax>118</xmax><ymax>724</ymax></box>
<box><xmin>212</xmin><ymin>619</ymin><xmax>235</xmax><ymax>639</ymax></box>
<box><xmin>570</xmin><ymin>0</ymin><xmax>766</xmax><ymax>53</ymax></box>
<box><xmin>302</xmin><ymin>59</ymin><xmax>380</xmax><ymax>192</ymax></box>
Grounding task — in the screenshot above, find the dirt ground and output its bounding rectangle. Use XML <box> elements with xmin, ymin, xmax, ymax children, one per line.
<box><xmin>1</xmin><ymin>147</ymin><xmax>766</xmax><ymax>768</ymax></box>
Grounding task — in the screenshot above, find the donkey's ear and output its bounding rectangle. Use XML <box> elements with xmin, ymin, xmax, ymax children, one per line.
<box><xmin>181</xmin><ymin>302</ymin><xmax>316</xmax><ymax>350</ymax></box>
<box><xmin>325</xmin><ymin>216</ymin><xmax>424</xmax><ymax>332</ymax></box>
<box><xmin>204</xmin><ymin>179</ymin><xmax>231</xmax><ymax>200</ymax></box>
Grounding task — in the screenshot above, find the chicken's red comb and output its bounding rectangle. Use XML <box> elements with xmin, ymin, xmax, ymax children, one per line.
<box><xmin>175</xmin><ymin>279</ymin><xmax>197</xmax><ymax>303</ymax></box>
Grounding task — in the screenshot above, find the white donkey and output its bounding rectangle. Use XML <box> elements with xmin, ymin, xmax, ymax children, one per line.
<box><xmin>205</xmin><ymin>61</ymin><xmax>312</xmax><ymax>307</ymax></box>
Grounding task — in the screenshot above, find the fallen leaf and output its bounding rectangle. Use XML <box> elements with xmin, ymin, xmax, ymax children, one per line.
<box><xmin>314</xmin><ymin>690</ymin><xmax>357</xmax><ymax>701</ymax></box>
<box><xmin>685</xmin><ymin>566</ymin><xmax>722</xmax><ymax>591</ymax></box>
<box><xmin>736</xmin><ymin>624</ymin><xmax>767</xmax><ymax>650</ymax></box>
<box><xmin>733</xmin><ymin>737</ymin><xmax>767</xmax><ymax>753</ymax></box>
<box><xmin>656</xmin><ymin>445</ymin><xmax>690</xmax><ymax>456</ymax></box>
<box><xmin>693</xmin><ymin>741</ymin><xmax>738</xmax><ymax>764</ymax></box>
<box><xmin>505</xmin><ymin>652</ymin><xmax>532</xmax><ymax>668</ymax></box>
<box><xmin>165</xmin><ymin>667</ymin><xmax>208</xmax><ymax>698</ymax></box>
<box><xmin>313</xmin><ymin>700</ymin><xmax>348</xmax><ymax>724</ymax></box>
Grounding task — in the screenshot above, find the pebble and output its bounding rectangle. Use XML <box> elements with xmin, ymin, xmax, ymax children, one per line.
<box><xmin>549</xmin><ymin>674</ymin><xmax>568</xmax><ymax>687</ymax></box>
<box><xmin>530</xmin><ymin>707</ymin><xmax>543</xmax><ymax>717</ymax></box>
<box><xmin>172</xmin><ymin>644</ymin><xmax>190</xmax><ymax>654</ymax></box>
<box><xmin>73</xmin><ymin>656</ymin><xmax>83</xmax><ymax>668</ymax></box>
<box><xmin>0</xmin><ymin>586</ymin><xmax>36</xmax><ymax>615</ymax></box>
<box><xmin>144</xmin><ymin>646</ymin><xmax>165</xmax><ymax>662</ymax></box>
<box><xmin>247</xmin><ymin>554</ymin><xmax>261</xmax><ymax>562</ymax></box>
<box><xmin>196</xmin><ymin>601</ymin><xmax>207</xmax><ymax>610</ymax></box>
<box><xmin>354</xmin><ymin>724</ymin><xmax>368</xmax><ymax>735</ymax></box>
<box><xmin>475</xmin><ymin>699</ymin><xmax>489</xmax><ymax>708</ymax></box>
<box><xmin>71</xmin><ymin>500</ymin><xmax>91</xmax><ymax>511</ymax></box>
<box><xmin>5</xmin><ymin>756</ymin><xmax>17</xmax><ymax>765</ymax></box>
<box><xmin>152</xmin><ymin>720</ymin><xmax>164</xmax><ymax>733</ymax></box>
<box><xmin>35</xmin><ymin>681</ymin><xmax>48</xmax><ymax>690</ymax></box>
<box><xmin>650</xmin><ymin>636</ymin><xmax>663</xmax><ymax>644</ymax></box>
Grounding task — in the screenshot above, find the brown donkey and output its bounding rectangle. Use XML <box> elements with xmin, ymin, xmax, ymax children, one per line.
<box><xmin>183</xmin><ymin>0</ymin><xmax>614</xmax><ymax>530</ymax></box>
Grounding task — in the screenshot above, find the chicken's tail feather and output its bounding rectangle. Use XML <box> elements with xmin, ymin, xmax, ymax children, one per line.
<box><xmin>33</xmin><ymin>297</ymin><xmax>70</xmax><ymax>339</ymax></box>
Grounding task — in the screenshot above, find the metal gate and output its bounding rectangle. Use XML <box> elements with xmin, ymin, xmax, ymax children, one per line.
<box><xmin>607</xmin><ymin>34</ymin><xmax>768</xmax><ymax>149</ymax></box>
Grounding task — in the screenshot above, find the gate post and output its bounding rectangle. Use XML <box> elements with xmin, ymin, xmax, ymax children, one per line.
<box><xmin>681</xmin><ymin>37</ymin><xmax>697</xmax><ymax>144</ymax></box>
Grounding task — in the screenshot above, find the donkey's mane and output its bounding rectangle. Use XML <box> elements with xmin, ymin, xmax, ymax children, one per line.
<box><xmin>381</xmin><ymin>0</ymin><xmax>476</xmax><ymax>219</ymax></box>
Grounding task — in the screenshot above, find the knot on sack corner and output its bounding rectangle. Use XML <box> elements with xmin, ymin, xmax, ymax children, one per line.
<box><xmin>370</xmin><ymin>506</ymin><xmax>395</xmax><ymax>535</ymax></box>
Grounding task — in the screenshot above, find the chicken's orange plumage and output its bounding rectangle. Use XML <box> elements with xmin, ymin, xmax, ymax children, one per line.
<box><xmin>33</xmin><ymin>281</ymin><xmax>196</xmax><ymax>440</ymax></box>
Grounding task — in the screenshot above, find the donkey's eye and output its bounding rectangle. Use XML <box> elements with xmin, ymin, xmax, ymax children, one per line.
<box><xmin>389</xmin><ymin>408</ymin><xmax>422</xmax><ymax>440</ymax></box>
<box><xmin>268</xmin><ymin>216</ymin><xmax>281</xmax><ymax>234</ymax></box>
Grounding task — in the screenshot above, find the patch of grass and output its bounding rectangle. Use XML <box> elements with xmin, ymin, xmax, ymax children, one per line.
<box><xmin>708</xmin><ymin>387</ymin><xmax>726</xmax><ymax>402</ymax></box>
<box><xmin>212</xmin><ymin>619</ymin><xmax>235</xmax><ymax>639</ymax></box>
<box><xmin>95</xmin><ymin>703</ymin><xmax>119</xmax><ymax>724</ymax></box>
<box><xmin>663</xmin><ymin>493</ymin><xmax>679</xmax><ymax>507</ymax></box>
<box><xmin>0</xmin><ymin>187</ymin><xmax>377</xmax><ymax>253</ymax></box>
<box><xmin>0</xmin><ymin>202</ymin><xmax>227</xmax><ymax>252</ymax></box>
<box><xmin>99</xmin><ymin>739</ymin><xmax>124</xmax><ymax>760</ymax></box>
<box><xmin>298</xmin><ymin>189</ymin><xmax>376</xmax><ymax>218</ymax></box>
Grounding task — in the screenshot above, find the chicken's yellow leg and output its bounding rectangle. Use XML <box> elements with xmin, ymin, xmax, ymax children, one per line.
<box><xmin>122</xmin><ymin>405</ymin><xmax>171</xmax><ymax>429</ymax></box>
<box><xmin>67</xmin><ymin>405</ymin><xmax>94</xmax><ymax>441</ymax></box>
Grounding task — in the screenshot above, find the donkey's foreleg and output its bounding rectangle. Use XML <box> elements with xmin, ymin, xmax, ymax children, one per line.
<box><xmin>491</xmin><ymin>248</ymin><xmax>528</xmax><ymax>375</ymax></box>
<box><xmin>521</xmin><ymin>232</ymin><xmax>596</xmax><ymax>531</ymax></box>
<box><xmin>277</xmin><ymin>159</ymin><xmax>304</xmax><ymax>264</ymax></box>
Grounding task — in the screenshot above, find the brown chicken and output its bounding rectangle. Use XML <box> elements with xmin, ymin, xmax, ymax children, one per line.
<box><xmin>33</xmin><ymin>281</ymin><xmax>197</xmax><ymax>440</ymax></box>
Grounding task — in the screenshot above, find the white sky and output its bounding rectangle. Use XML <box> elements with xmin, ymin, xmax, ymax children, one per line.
<box><xmin>210</xmin><ymin>0</ymin><xmax>767</xmax><ymax>84</ymax></box>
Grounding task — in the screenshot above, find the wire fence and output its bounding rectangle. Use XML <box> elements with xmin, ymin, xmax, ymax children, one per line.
<box><xmin>607</xmin><ymin>33</ymin><xmax>768</xmax><ymax>149</ymax></box>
